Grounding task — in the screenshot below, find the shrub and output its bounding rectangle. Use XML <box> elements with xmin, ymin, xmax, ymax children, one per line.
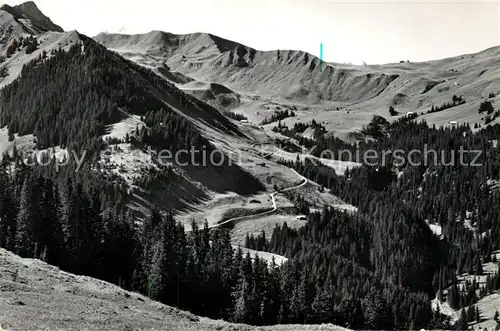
<box><xmin>389</xmin><ymin>106</ymin><xmax>398</xmax><ymax>116</ymax></box>
<box><xmin>479</xmin><ymin>101</ymin><xmax>494</xmax><ymax>114</ymax></box>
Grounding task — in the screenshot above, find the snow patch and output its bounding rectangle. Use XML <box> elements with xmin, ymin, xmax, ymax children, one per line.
<box><xmin>103</xmin><ymin>115</ymin><xmax>145</xmax><ymax>142</ymax></box>
<box><xmin>0</xmin><ymin>126</ymin><xmax>35</xmax><ymax>157</ymax></box>
<box><xmin>238</xmin><ymin>246</ymin><xmax>288</xmax><ymax>266</ymax></box>
<box><xmin>425</xmin><ymin>220</ymin><xmax>443</xmax><ymax>239</ymax></box>
<box><xmin>97</xmin><ymin>143</ymin><xmax>159</xmax><ymax>189</ymax></box>
<box><xmin>431</xmin><ymin>297</ymin><xmax>458</xmax><ymax>324</ymax></box>
<box><xmin>271</xmin><ymin>147</ymin><xmax>361</xmax><ymax>175</ymax></box>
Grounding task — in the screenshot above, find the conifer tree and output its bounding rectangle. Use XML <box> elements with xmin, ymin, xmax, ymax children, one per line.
<box><xmin>458</xmin><ymin>308</ymin><xmax>468</xmax><ymax>330</ymax></box>
<box><xmin>475</xmin><ymin>254</ymin><xmax>484</xmax><ymax>275</ymax></box>
<box><xmin>15</xmin><ymin>177</ymin><xmax>33</xmax><ymax>257</ymax></box>
<box><xmin>232</xmin><ymin>273</ymin><xmax>252</xmax><ymax>323</ymax></box>
<box><xmin>311</xmin><ymin>280</ymin><xmax>333</xmax><ymax>323</ymax></box>
<box><xmin>149</xmin><ymin>240</ymin><xmax>166</xmax><ymax>301</ymax></box>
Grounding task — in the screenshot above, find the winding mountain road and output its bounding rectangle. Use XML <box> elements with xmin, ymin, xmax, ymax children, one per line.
<box><xmin>184</xmin><ymin>139</ymin><xmax>312</xmax><ymax>233</ymax></box>
<box><xmin>186</xmin><ymin>168</ymin><xmax>308</xmax><ymax>232</ymax></box>
<box><xmin>211</xmin><ymin>169</ymin><xmax>308</xmax><ymax>229</ymax></box>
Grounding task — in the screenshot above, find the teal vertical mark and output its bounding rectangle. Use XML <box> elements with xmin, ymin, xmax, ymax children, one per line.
<box><xmin>320</xmin><ymin>42</ymin><xmax>324</xmax><ymax>72</ymax></box>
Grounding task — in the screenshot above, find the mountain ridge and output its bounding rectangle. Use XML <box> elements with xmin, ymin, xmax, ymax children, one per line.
<box><xmin>97</xmin><ymin>29</ymin><xmax>500</xmax><ymax>67</ymax></box>
<box><xmin>0</xmin><ymin>1</ymin><xmax>63</xmax><ymax>33</ymax></box>
<box><xmin>95</xmin><ymin>30</ymin><xmax>400</xmax><ymax>103</ymax></box>
<box><xmin>94</xmin><ymin>29</ymin><xmax>500</xmax><ymax>113</ymax></box>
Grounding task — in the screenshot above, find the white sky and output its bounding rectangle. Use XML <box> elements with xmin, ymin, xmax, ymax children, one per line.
<box><xmin>2</xmin><ymin>0</ymin><xmax>499</xmax><ymax>64</ymax></box>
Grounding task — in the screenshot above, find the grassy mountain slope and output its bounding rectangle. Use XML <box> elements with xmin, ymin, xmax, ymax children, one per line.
<box><xmin>0</xmin><ymin>9</ymin><xmax>264</xmax><ymax>212</ymax></box>
<box><xmin>1</xmin><ymin>1</ymin><xmax>63</xmax><ymax>33</ymax></box>
<box><xmin>94</xmin><ymin>31</ymin><xmax>400</xmax><ymax>103</ymax></box>
<box><xmin>0</xmin><ymin>247</ymin><xmax>347</xmax><ymax>331</ymax></box>
<box><xmin>94</xmin><ymin>31</ymin><xmax>500</xmax><ymax>139</ymax></box>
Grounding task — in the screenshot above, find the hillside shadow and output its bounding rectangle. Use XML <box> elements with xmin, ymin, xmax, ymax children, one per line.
<box><xmin>131</xmin><ymin>172</ymin><xmax>211</xmax><ymax>216</ymax></box>
<box><xmin>182</xmin><ymin>162</ymin><xmax>265</xmax><ymax>196</ymax></box>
